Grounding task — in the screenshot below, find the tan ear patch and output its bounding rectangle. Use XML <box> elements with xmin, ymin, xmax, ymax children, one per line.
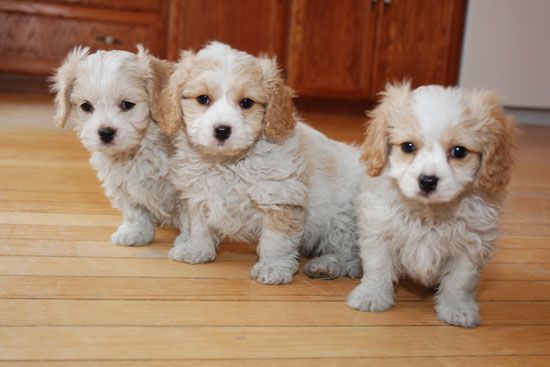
<box><xmin>264</xmin><ymin>84</ymin><xmax>296</xmax><ymax>142</ymax></box>
<box><xmin>476</xmin><ymin>93</ymin><xmax>518</xmax><ymax>192</ymax></box>
<box><xmin>260</xmin><ymin>56</ymin><xmax>296</xmax><ymax>142</ymax></box>
<box><xmin>50</xmin><ymin>46</ymin><xmax>90</xmax><ymax>128</ymax></box>
<box><xmin>147</xmin><ymin>57</ymin><xmax>174</xmax><ymax>124</ymax></box>
<box><xmin>157</xmin><ymin>51</ymin><xmax>194</xmax><ymax>135</ymax></box>
<box><xmin>361</xmin><ymin>81</ymin><xmax>412</xmax><ymax>176</ymax></box>
<box><xmin>361</xmin><ymin>107</ymin><xmax>389</xmax><ymax>177</ymax></box>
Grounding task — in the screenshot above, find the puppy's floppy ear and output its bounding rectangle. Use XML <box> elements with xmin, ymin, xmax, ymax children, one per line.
<box><xmin>157</xmin><ymin>50</ymin><xmax>194</xmax><ymax>135</ymax></box>
<box><xmin>473</xmin><ymin>91</ymin><xmax>518</xmax><ymax>192</ymax></box>
<box><xmin>50</xmin><ymin>46</ymin><xmax>89</xmax><ymax>128</ymax></box>
<box><xmin>136</xmin><ymin>45</ymin><xmax>174</xmax><ymax>124</ymax></box>
<box><xmin>362</xmin><ymin>81</ymin><xmax>412</xmax><ymax>176</ymax></box>
<box><xmin>259</xmin><ymin>55</ymin><xmax>296</xmax><ymax>142</ymax></box>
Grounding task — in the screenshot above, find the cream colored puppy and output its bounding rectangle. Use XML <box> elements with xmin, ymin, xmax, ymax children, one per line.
<box><xmin>51</xmin><ymin>46</ymin><xmax>187</xmax><ymax>246</ymax></box>
<box><xmin>347</xmin><ymin>82</ymin><xmax>517</xmax><ymax>327</ymax></box>
<box><xmin>159</xmin><ymin>42</ymin><xmax>363</xmax><ymax>284</ymax></box>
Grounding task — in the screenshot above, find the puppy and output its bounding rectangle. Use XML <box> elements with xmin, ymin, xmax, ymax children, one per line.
<box><xmin>347</xmin><ymin>82</ymin><xmax>517</xmax><ymax>327</ymax></box>
<box><xmin>158</xmin><ymin>42</ymin><xmax>363</xmax><ymax>284</ymax></box>
<box><xmin>51</xmin><ymin>46</ymin><xmax>187</xmax><ymax>246</ymax></box>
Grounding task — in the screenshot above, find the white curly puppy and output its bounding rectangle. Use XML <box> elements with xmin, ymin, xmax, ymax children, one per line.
<box><xmin>51</xmin><ymin>46</ymin><xmax>187</xmax><ymax>246</ymax></box>
<box><xmin>347</xmin><ymin>82</ymin><xmax>517</xmax><ymax>327</ymax></box>
<box><xmin>158</xmin><ymin>42</ymin><xmax>363</xmax><ymax>284</ymax></box>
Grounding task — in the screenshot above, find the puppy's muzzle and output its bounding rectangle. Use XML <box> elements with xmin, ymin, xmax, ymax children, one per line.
<box><xmin>418</xmin><ymin>175</ymin><xmax>439</xmax><ymax>193</ymax></box>
<box><xmin>214</xmin><ymin>125</ymin><xmax>231</xmax><ymax>142</ymax></box>
<box><xmin>98</xmin><ymin>127</ymin><xmax>117</xmax><ymax>144</ymax></box>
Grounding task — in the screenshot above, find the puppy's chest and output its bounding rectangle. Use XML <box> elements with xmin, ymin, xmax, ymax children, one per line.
<box><xmin>91</xmin><ymin>151</ymin><xmax>174</xmax><ymax>220</ymax></box>
<box><xmin>393</xmin><ymin>200</ymin><xmax>500</xmax><ymax>285</ymax></box>
<box><xmin>193</xmin><ymin>167</ymin><xmax>264</xmax><ymax>239</ymax></box>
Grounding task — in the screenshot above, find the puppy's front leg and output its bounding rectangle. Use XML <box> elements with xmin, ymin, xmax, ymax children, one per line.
<box><xmin>169</xmin><ymin>210</ymin><xmax>219</xmax><ymax>264</ymax></box>
<box><xmin>249</xmin><ymin>205</ymin><xmax>305</xmax><ymax>285</ymax></box>
<box><xmin>347</xmin><ymin>241</ymin><xmax>395</xmax><ymax>312</ymax></box>
<box><xmin>111</xmin><ymin>201</ymin><xmax>155</xmax><ymax>246</ymax></box>
<box><xmin>435</xmin><ymin>255</ymin><xmax>481</xmax><ymax>328</ymax></box>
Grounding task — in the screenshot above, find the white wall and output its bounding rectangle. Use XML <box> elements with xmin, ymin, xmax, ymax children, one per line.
<box><xmin>460</xmin><ymin>0</ymin><xmax>550</xmax><ymax>111</ymax></box>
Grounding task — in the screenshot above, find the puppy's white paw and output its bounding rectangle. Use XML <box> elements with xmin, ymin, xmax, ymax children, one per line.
<box><xmin>111</xmin><ymin>221</ymin><xmax>154</xmax><ymax>246</ymax></box>
<box><xmin>168</xmin><ymin>240</ymin><xmax>216</xmax><ymax>264</ymax></box>
<box><xmin>249</xmin><ymin>262</ymin><xmax>295</xmax><ymax>285</ymax></box>
<box><xmin>347</xmin><ymin>284</ymin><xmax>394</xmax><ymax>312</ymax></box>
<box><xmin>436</xmin><ymin>298</ymin><xmax>480</xmax><ymax>328</ymax></box>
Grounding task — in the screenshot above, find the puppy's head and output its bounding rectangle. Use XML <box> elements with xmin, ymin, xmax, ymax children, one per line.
<box><xmin>50</xmin><ymin>46</ymin><xmax>172</xmax><ymax>154</ymax></box>
<box><xmin>158</xmin><ymin>42</ymin><xmax>295</xmax><ymax>157</ymax></box>
<box><xmin>362</xmin><ymin>82</ymin><xmax>517</xmax><ymax>203</ymax></box>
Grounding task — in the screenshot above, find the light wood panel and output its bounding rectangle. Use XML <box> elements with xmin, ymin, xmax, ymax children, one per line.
<box><xmin>2</xmin><ymin>299</ymin><xmax>549</xmax><ymax>327</ymax></box>
<box><xmin>0</xmin><ymin>356</ymin><xmax>549</xmax><ymax>367</ymax></box>
<box><xmin>2</xmin><ymin>326</ymin><xmax>549</xmax><ymax>360</ymax></box>
<box><xmin>0</xmin><ymin>116</ymin><xmax>549</xmax><ymax>364</ymax></box>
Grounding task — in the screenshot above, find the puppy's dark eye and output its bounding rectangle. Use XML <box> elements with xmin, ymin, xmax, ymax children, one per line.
<box><xmin>196</xmin><ymin>95</ymin><xmax>210</xmax><ymax>105</ymax></box>
<box><xmin>239</xmin><ymin>98</ymin><xmax>254</xmax><ymax>109</ymax></box>
<box><xmin>120</xmin><ymin>100</ymin><xmax>135</xmax><ymax>111</ymax></box>
<box><xmin>400</xmin><ymin>142</ymin><xmax>416</xmax><ymax>154</ymax></box>
<box><xmin>80</xmin><ymin>101</ymin><xmax>93</xmax><ymax>113</ymax></box>
<box><xmin>450</xmin><ymin>146</ymin><xmax>469</xmax><ymax>159</ymax></box>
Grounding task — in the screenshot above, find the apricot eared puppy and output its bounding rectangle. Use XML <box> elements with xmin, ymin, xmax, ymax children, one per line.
<box><xmin>159</xmin><ymin>42</ymin><xmax>363</xmax><ymax>284</ymax></box>
<box><xmin>51</xmin><ymin>46</ymin><xmax>187</xmax><ymax>247</ymax></box>
<box><xmin>347</xmin><ymin>82</ymin><xmax>518</xmax><ymax>327</ymax></box>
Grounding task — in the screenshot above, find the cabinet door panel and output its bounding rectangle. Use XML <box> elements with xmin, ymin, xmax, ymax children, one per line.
<box><xmin>168</xmin><ymin>0</ymin><xmax>287</xmax><ymax>61</ymax></box>
<box><xmin>0</xmin><ymin>12</ymin><xmax>163</xmax><ymax>75</ymax></box>
<box><xmin>286</xmin><ymin>0</ymin><xmax>377</xmax><ymax>97</ymax></box>
<box><xmin>371</xmin><ymin>0</ymin><xmax>467</xmax><ymax>97</ymax></box>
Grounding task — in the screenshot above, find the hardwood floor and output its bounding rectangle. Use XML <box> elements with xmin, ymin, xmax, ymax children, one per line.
<box><xmin>0</xmin><ymin>107</ymin><xmax>549</xmax><ymax>365</ymax></box>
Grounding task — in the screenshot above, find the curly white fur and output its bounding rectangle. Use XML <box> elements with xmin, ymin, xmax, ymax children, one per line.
<box><xmin>161</xmin><ymin>42</ymin><xmax>363</xmax><ymax>284</ymax></box>
<box><xmin>348</xmin><ymin>83</ymin><xmax>517</xmax><ymax>327</ymax></box>
<box><xmin>51</xmin><ymin>47</ymin><xmax>187</xmax><ymax>246</ymax></box>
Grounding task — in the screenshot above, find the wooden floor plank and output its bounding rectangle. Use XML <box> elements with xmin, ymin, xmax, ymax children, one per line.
<box><xmin>2</xmin><ymin>326</ymin><xmax>549</xmax><ymax>360</ymax></box>
<box><xmin>0</xmin><ymin>224</ymin><xmax>177</xmax><ymax>242</ymax></box>
<box><xmin>0</xmin><ymin>239</ymin><xmax>255</xmax><ymax>261</ymax></box>
<box><xmin>1</xmin><ymin>299</ymin><xmax>548</xmax><ymax>327</ymax></box>
<box><xmin>2</xmin><ymin>238</ymin><xmax>549</xmax><ymax>264</ymax></box>
<box><xmin>0</xmin><ymin>356</ymin><xmax>549</xmax><ymax>367</ymax></box>
<box><xmin>0</xmin><ymin>256</ymin><xmax>548</xmax><ymax>281</ymax></box>
<box><xmin>1</xmin><ymin>276</ymin><xmax>548</xmax><ymax>302</ymax></box>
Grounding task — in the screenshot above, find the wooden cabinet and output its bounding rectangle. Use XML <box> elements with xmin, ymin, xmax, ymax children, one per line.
<box><xmin>0</xmin><ymin>0</ymin><xmax>166</xmax><ymax>75</ymax></box>
<box><xmin>167</xmin><ymin>0</ymin><xmax>287</xmax><ymax>62</ymax></box>
<box><xmin>370</xmin><ymin>0</ymin><xmax>467</xmax><ymax>96</ymax></box>
<box><xmin>286</xmin><ymin>0</ymin><xmax>377</xmax><ymax>98</ymax></box>
<box><xmin>0</xmin><ymin>0</ymin><xmax>466</xmax><ymax>100</ymax></box>
<box><xmin>285</xmin><ymin>0</ymin><xmax>466</xmax><ymax>99</ymax></box>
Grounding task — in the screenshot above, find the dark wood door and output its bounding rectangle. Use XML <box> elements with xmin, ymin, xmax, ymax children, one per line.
<box><xmin>286</xmin><ymin>0</ymin><xmax>378</xmax><ymax>98</ymax></box>
<box><xmin>167</xmin><ymin>0</ymin><xmax>288</xmax><ymax>61</ymax></box>
<box><xmin>370</xmin><ymin>0</ymin><xmax>467</xmax><ymax>98</ymax></box>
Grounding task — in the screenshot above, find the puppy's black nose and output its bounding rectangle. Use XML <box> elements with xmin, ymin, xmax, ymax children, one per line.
<box><xmin>98</xmin><ymin>127</ymin><xmax>116</xmax><ymax>143</ymax></box>
<box><xmin>418</xmin><ymin>175</ymin><xmax>439</xmax><ymax>193</ymax></box>
<box><xmin>214</xmin><ymin>125</ymin><xmax>232</xmax><ymax>142</ymax></box>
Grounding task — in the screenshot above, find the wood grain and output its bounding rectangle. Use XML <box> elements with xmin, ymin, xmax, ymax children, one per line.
<box><xmin>167</xmin><ymin>0</ymin><xmax>287</xmax><ymax>61</ymax></box>
<box><xmin>2</xmin><ymin>326</ymin><xmax>549</xmax><ymax>360</ymax></box>
<box><xmin>0</xmin><ymin>109</ymin><xmax>548</xmax><ymax>363</ymax></box>
<box><xmin>0</xmin><ymin>356</ymin><xmax>549</xmax><ymax>367</ymax></box>
<box><xmin>370</xmin><ymin>0</ymin><xmax>467</xmax><ymax>97</ymax></box>
<box><xmin>286</xmin><ymin>0</ymin><xmax>377</xmax><ymax>97</ymax></box>
<box><xmin>0</xmin><ymin>0</ymin><xmax>165</xmax><ymax>75</ymax></box>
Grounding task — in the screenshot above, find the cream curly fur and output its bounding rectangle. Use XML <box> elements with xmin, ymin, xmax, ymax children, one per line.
<box><xmin>51</xmin><ymin>46</ymin><xmax>187</xmax><ymax>246</ymax></box>
<box><xmin>159</xmin><ymin>42</ymin><xmax>363</xmax><ymax>284</ymax></box>
<box><xmin>348</xmin><ymin>83</ymin><xmax>518</xmax><ymax>327</ymax></box>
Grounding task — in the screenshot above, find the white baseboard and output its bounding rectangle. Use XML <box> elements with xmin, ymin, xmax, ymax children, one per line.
<box><xmin>505</xmin><ymin>107</ymin><xmax>550</xmax><ymax>126</ymax></box>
